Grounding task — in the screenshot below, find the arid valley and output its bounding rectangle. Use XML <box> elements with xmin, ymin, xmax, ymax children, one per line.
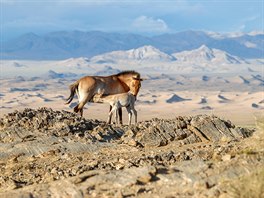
<box><xmin>0</xmin><ymin>44</ymin><xmax>264</xmax><ymax>197</ymax></box>
<box><xmin>1</xmin><ymin>50</ymin><xmax>263</xmax><ymax>126</ymax></box>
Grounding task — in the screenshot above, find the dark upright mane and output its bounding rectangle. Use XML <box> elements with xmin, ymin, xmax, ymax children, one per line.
<box><xmin>116</xmin><ymin>70</ymin><xmax>140</xmax><ymax>77</ymax></box>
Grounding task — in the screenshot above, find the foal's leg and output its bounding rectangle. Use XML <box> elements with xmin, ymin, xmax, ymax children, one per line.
<box><xmin>107</xmin><ymin>106</ymin><xmax>113</xmax><ymax>124</ymax></box>
<box><xmin>110</xmin><ymin>106</ymin><xmax>118</xmax><ymax>125</ymax></box>
<box><xmin>126</xmin><ymin>107</ymin><xmax>132</xmax><ymax>125</ymax></box>
<box><xmin>107</xmin><ymin>112</ymin><xmax>112</xmax><ymax>125</ymax></box>
<box><xmin>115</xmin><ymin>108</ymin><xmax>119</xmax><ymax>125</ymax></box>
<box><xmin>108</xmin><ymin>107</ymin><xmax>122</xmax><ymax>125</ymax></box>
<box><xmin>118</xmin><ymin>108</ymin><xmax>123</xmax><ymax>125</ymax></box>
<box><xmin>108</xmin><ymin>106</ymin><xmax>121</xmax><ymax>125</ymax></box>
<box><xmin>132</xmin><ymin>108</ymin><xmax>137</xmax><ymax>124</ymax></box>
<box><xmin>107</xmin><ymin>106</ymin><xmax>115</xmax><ymax>124</ymax></box>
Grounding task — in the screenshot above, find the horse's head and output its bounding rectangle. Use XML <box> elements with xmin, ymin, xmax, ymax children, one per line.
<box><xmin>129</xmin><ymin>75</ymin><xmax>143</xmax><ymax>96</ymax></box>
<box><xmin>117</xmin><ymin>71</ymin><xmax>143</xmax><ymax>96</ymax></box>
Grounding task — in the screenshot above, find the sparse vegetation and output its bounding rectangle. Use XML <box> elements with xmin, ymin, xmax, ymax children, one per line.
<box><xmin>227</xmin><ymin>168</ymin><xmax>264</xmax><ymax>198</ymax></box>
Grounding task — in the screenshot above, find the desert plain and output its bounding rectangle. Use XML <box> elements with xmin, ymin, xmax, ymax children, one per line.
<box><xmin>1</xmin><ymin>58</ymin><xmax>263</xmax><ymax>126</ymax></box>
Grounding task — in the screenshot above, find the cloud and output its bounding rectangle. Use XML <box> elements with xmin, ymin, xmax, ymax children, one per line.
<box><xmin>132</xmin><ymin>16</ymin><xmax>169</xmax><ymax>33</ymax></box>
<box><xmin>237</xmin><ymin>15</ymin><xmax>261</xmax><ymax>32</ymax></box>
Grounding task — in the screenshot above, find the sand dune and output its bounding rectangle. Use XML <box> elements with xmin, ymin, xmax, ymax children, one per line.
<box><xmin>201</xmin><ymin>106</ymin><xmax>213</xmax><ymax>110</ymax></box>
<box><xmin>137</xmin><ymin>99</ymin><xmax>157</xmax><ymax>105</ymax></box>
<box><xmin>259</xmin><ymin>99</ymin><xmax>264</xmax><ymax>104</ymax></box>
<box><xmin>198</xmin><ymin>97</ymin><xmax>207</xmax><ymax>104</ymax></box>
<box><xmin>217</xmin><ymin>94</ymin><xmax>231</xmax><ymax>103</ymax></box>
<box><xmin>166</xmin><ymin>94</ymin><xmax>191</xmax><ymax>103</ymax></box>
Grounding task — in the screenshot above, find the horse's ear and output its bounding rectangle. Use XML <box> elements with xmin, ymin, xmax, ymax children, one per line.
<box><xmin>133</xmin><ymin>76</ymin><xmax>147</xmax><ymax>81</ymax></box>
<box><xmin>133</xmin><ymin>77</ymin><xmax>145</xmax><ymax>81</ymax></box>
<box><xmin>133</xmin><ymin>73</ymin><xmax>141</xmax><ymax>79</ymax></box>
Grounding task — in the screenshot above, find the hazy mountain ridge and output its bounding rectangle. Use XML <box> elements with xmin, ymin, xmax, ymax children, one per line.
<box><xmin>91</xmin><ymin>45</ymin><xmax>175</xmax><ymax>63</ymax></box>
<box><xmin>1</xmin><ymin>30</ymin><xmax>263</xmax><ymax>60</ymax></box>
<box><xmin>89</xmin><ymin>45</ymin><xmax>245</xmax><ymax>65</ymax></box>
<box><xmin>172</xmin><ymin>45</ymin><xmax>246</xmax><ymax>64</ymax></box>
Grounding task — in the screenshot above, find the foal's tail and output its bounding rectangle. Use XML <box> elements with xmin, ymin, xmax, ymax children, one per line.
<box><xmin>65</xmin><ymin>80</ymin><xmax>79</xmax><ymax>104</ymax></box>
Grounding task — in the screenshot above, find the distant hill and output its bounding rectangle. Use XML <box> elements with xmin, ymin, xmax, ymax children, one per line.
<box><xmin>1</xmin><ymin>30</ymin><xmax>263</xmax><ymax>60</ymax></box>
<box><xmin>91</xmin><ymin>45</ymin><xmax>175</xmax><ymax>63</ymax></box>
<box><xmin>172</xmin><ymin>45</ymin><xmax>246</xmax><ymax>65</ymax></box>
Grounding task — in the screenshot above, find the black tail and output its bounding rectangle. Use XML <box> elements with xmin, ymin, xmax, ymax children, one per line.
<box><xmin>65</xmin><ymin>81</ymin><xmax>79</xmax><ymax>105</ymax></box>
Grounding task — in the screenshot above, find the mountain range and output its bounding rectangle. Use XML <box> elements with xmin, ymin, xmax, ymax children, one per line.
<box><xmin>172</xmin><ymin>45</ymin><xmax>246</xmax><ymax>64</ymax></box>
<box><xmin>90</xmin><ymin>45</ymin><xmax>175</xmax><ymax>63</ymax></box>
<box><xmin>89</xmin><ymin>45</ymin><xmax>245</xmax><ymax>65</ymax></box>
<box><xmin>1</xmin><ymin>30</ymin><xmax>263</xmax><ymax>60</ymax></box>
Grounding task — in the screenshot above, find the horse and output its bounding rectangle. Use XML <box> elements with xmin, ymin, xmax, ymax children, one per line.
<box><xmin>65</xmin><ymin>71</ymin><xmax>142</xmax><ymax>123</ymax></box>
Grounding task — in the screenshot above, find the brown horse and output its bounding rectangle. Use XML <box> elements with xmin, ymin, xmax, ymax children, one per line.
<box><xmin>65</xmin><ymin>71</ymin><xmax>142</xmax><ymax>122</ymax></box>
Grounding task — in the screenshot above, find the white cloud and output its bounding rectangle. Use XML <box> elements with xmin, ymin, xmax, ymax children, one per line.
<box><xmin>132</xmin><ymin>16</ymin><xmax>169</xmax><ymax>33</ymax></box>
<box><xmin>237</xmin><ymin>15</ymin><xmax>260</xmax><ymax>32</ymax></box>
<box><xmin>248</xmin><ymin>31</ymin><xmax>264</xmax><ymax>36</ymax></box>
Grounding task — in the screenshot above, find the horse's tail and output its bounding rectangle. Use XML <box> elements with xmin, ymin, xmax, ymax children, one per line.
<box><xmin>65</xmin><ymin>80</ymin><xmax>79</xmax><ymax>105</ymax></box>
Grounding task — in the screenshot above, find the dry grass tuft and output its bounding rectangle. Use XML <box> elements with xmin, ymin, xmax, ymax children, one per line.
<box><xmin>227</xmin><ymin>168</ymin><xmax>264</xmax><ymax>198</ymax></box>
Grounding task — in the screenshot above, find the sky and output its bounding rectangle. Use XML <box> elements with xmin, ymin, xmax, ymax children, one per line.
<box><xmin>1</xmin><ymin>0</ymin><xmax>263</xmax><ymax>41</ymax></box>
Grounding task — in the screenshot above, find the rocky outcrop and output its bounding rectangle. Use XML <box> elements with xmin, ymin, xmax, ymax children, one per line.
<box><xmin>0</xmin><ymin>108</ymin><xmax>261</xmax><ymax>197</ymax></box>
<box><xmin>0</xmin><ymin>108</ymin><xmax>253</xmax><ymax>148</ymax></box>
<box><xmin>130</xmin><ymin>115</ymin><xmax>252</xmax><ymax>147</ymax></box>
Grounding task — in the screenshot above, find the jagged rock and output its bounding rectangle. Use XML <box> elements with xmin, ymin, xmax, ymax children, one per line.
<box><xmin>121</xmin><ymin>115</ymin><xmax>252</xmax><ymax>148</ymax></box>
<box><xmin>0</xmin><ymin>107</ymin><xmax>101</xmax><ymax>138</ymax></box>
<box><xmin>121</xmin><ymin>129</ymin><xmax>137</xmax><ymax>146</ymax></box>
<box><xmin>136</xmin><ymin>126</ymin><xmax>168</xmax><ymax>147</ymax></box>
<box><xmin>0</xmin><ymin>109</ymin><xmax>253</xmax><ymax>148</ymax></box>
<box><xmin>190</xmin><ymin>115</ymin><xmax>240</xmax><ymax>141</ymax></box>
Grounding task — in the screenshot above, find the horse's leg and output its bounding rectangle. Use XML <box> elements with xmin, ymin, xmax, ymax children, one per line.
<box><xmin>74</xmin><ymin>89</ymin><xmax>94</xmax><ymax>117</ymax></box>
<box><xmin>118</xmin><ymin>108</ymin><xmax>123</xmax><ymax>125</ymax></box>
<box><xmin>80</xmin><ymin>108</ymin><xmax>84</xmax><ymax>117</ymax></box>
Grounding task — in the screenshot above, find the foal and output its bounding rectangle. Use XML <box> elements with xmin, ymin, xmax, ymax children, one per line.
<box><xmin>93</xmin><ymin>92</ymin><xmax>137</xmax><ymax>125</ymax></box>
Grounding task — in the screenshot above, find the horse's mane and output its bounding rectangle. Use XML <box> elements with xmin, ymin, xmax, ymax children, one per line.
<box><xmin>116</xmin><ymin>70</ymin><xmax>140</xmax><ymax>77</ymax></box>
